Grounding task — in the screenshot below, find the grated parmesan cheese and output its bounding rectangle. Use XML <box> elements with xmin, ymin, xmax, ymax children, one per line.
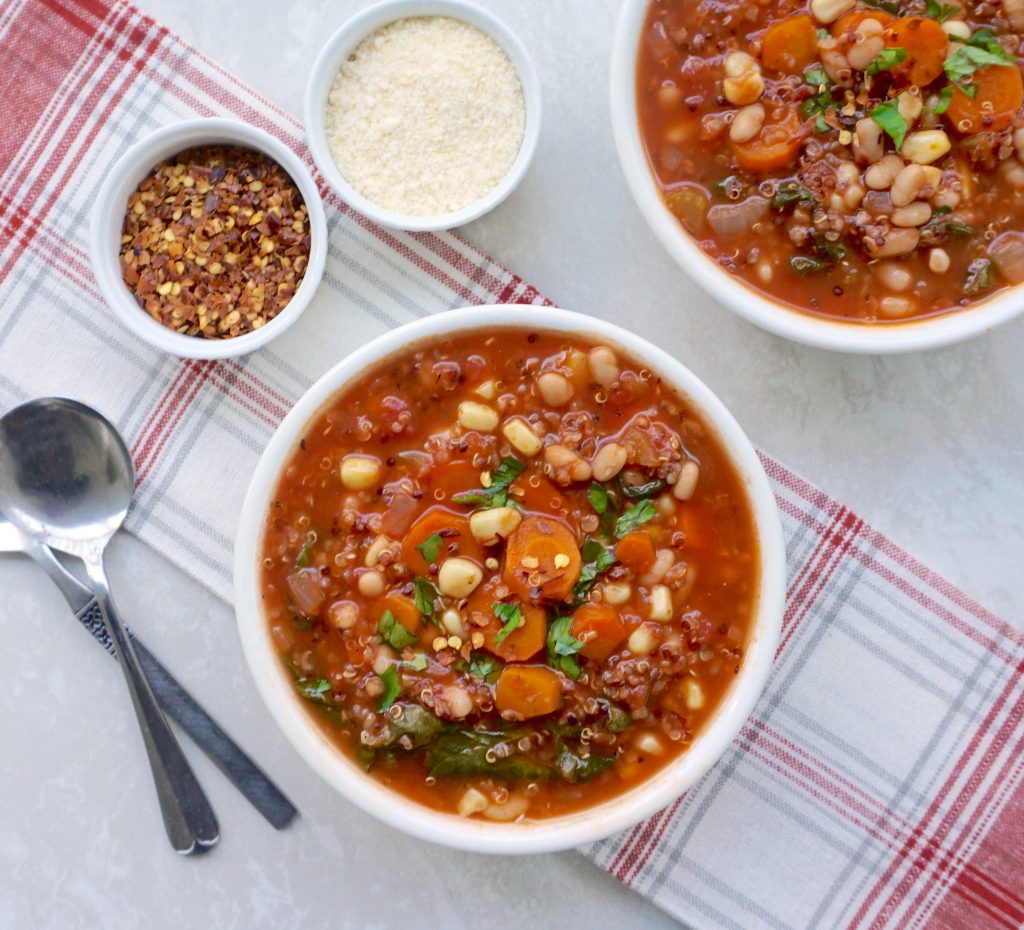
<box><xmin>325</xmin><ymin>16</ymin><xmax>526</xmax><ymax>217</ymax></box>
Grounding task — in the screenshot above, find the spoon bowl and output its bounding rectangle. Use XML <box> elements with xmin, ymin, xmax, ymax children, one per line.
<box><xmin>0</xmin><ymin>397</ymin><xmax>219</xmax><ymax>855</ymax></box>
<box><xmin>0</xmin><ymin>398</ymin><xmax>133</xmax><ymax>551</ymax></box>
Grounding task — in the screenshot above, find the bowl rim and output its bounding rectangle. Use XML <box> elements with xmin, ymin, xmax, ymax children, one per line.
<box><xmin>233</xmin><ymin>304</ymin><xmax>786</xmax><ymax>854</ymax></box>
<box><xmin>303</xmin><ymin>0</ymin><xmax>542</xmax><ymax>233</ymax></box>
<box><xmin>89</xmin><ymin>117</ymin><xmax>328</xmax><ymax>360</ymax></box>
<box><xmin>608</xmin><ymin>0</ymin><xmax>1024</xmax><ymax>354</ymax></box>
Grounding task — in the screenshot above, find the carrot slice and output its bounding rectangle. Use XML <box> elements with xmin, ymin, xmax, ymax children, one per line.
<box><xmin>615</xmin><ymin>530</ymin><xmax>656</xmax><ymax>573</ymax></box>
<box><xmin>502</xmin><ymin>514</ymin><xmax>582</xmax><ymax>603</ymax></box>
<box><xmin>495</xmin><ymin>665</ymin><xmax>562</xmax><ymax>718</ymax></box>
<box><xmin>731</xmin><ymin>108</ymin><xmax>808</xmax><ymax>174</ymax></box>
<box><xmin>402</xmin><ymin>506</ymin><xmax>483</xmax><ymax>577</ymax></box>
<box><xmin>883</xmin><ymin>17</ymin><xmax>948</xmax><ymax>86</ymax></box>
<box><xmin>947</xmin><ymin>64</ymin><xmax>1024</xmax><ymax>134</ymax></box>
<box><xmin>571</xmin><ymin>604</ymin><xmax>627</xmax><ymax>662</ymax></box>
<box><xmin>761</xmin><ymin>15</ymin><xmax>818</xmax><ymax>74</ymax></box>
<box><xmin>466</xmin><ymin>579</ymin><xmax>547</xmax><ymax>661</ymax></box>
<box><xmin>679</xmin><ymin>506</ymin><xmax>713</xmax><ymax>550</ymax></box>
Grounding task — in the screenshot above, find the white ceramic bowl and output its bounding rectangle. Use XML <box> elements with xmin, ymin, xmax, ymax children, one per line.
<box><xmin>304</xmin><ymin>0</ymin><xmax>541</xmax><ymax>232</ymax></box>
<box><xmin>234</xmin><ymin>304</ymin><xmax>786</xmax><ymax>854</ymax></box>
<box><xmin>90</xmin><ymin>118</ymin><xmax>327</xmax><ymax>360</ymax></box>
<box><xmin>609</xmin><ymin>0</ymin><xmax>1024</xmax><ymax>353</ymax></box>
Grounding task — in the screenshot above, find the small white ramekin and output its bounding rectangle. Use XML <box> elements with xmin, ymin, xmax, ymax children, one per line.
<box><xmin>90</xmin><ymin>118</ymin><xmax>327</xmax><ymax>360</ymax></box>
<box><xmin>609</xmin><ymin>0</ymin><xmax>1024</xmax><ymax>354</ymax></box>
<box><xmin>234</xmin><ymin>304</ymin><xmax>786</xmax><ymax>855</ymax></box>
<box><xmin>304</xmin><ymin>0</ymin><xmax>541</xmax><ymax>232</ymax></box>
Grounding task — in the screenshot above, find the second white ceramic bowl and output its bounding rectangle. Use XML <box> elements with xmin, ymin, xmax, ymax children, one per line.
<box><xmin>234</xmin><ymin>304</ymin><xmax>786</xmax><ymax>855</ymax></box>
<box><xmin>90</xmin><ymin>118</ymin><xmax>327</xmax><ymax>360</ymax></box>
<box><xmin>304</xmin><ymin>0</ymin><xmax>541</xmax><ymax>232</ymax></box>
<box><xmin>609</xmin><ymin>0</ymin><xmax>1024</xmax><ymax>353</ymax></box>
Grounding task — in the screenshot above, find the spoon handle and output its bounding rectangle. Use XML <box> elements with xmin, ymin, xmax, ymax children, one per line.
<box><xmin>83</xmin><ymin>556</ymin><xmax>220</xmax><ymax>855</ymax></box>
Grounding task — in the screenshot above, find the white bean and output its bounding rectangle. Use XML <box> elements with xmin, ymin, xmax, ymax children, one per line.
<box><xmin>640</xmin><ymin>549</ymin><xmax>675</xmax><ymax>585</ymax></box>
<box><xmin>729</xmin><ymin>103</ymin><xmax>765</xmax><ymax>143</ymax></box>
<box><xmin>469</xmin><ymin>506</ymin><xmax>522</xmax><ymax>545</ymax></box>
<box><xmin>591</xmin><ymin>442</ymin><xmax>628</xmax><ymax>481</ymax></box>
<box><xmin>864</xmin><ymin>155</ymin><xmax>904</xmax><ymax>190</ymax></box>
<box><xmin>847</xmin><ymin>35</ymin><xmax>884</xmax><ymax>72</ymax></box>
<box><xmin>673</xmin><ymin>460</ymin><xmax>700</xmax><ymax>500</ymax></box>
<box><xmin>865</xmin><ymin>227</ymin><xmax>920</xmax><ymax>258</ymax></box>
<box><xmin>890</xmin><ymin>164</ymin><xmax>927</xmax><ymax>207</ymax></box>
<box><xmin>879</xmin><ymin>296</ymin><xmax>913</xmax><ymax>317</ymax></box>
<box><xmin>892</xmin><ymin>202</ymin><xmax>932</xmax><ymax>227</ymax></box>
<box><xmin>929</xmin><ymin>248</ymin><xmax>951</xmax><ymax>273</ymax></box>
<box><xmin>876</xmin><ymin>261</ymin><xmax>913</xmax><ymax>293</ymax></box>
<box><xmin>811</xmin><ymin>0</ymin><xmax>855</xmax><ymax>24</ymax></box>
<box><xmin>587</xmin><ymin>346</ymin><xmax>620</xmax><ymax>387</ymax></box>
<box><xmin>437</xmin><ymin>557</ymin><xmax>483</xmax><ymax>599</ymax></box>
<box><xmin>536</xmin><ymin>371</ymin><xmax>574</xmax><ymax>407</ymax></box>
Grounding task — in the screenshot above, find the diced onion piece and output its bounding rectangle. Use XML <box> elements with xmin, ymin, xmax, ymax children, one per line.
<box><xmin>706</xmin><ymin>196</ymin><xmax>768</xmax><ymax>238</ymax></box>
<box><xmin>286</xmin><ymin>569</ymin><xmax>324</xmax><ymax>617</ymax></box>
<box><xmin>989</xmin><ymin>231</ymin><xmax>1024</xmax><ymax>284</ymax></box>
<box><xmin>473</xmin><ymin>380</ymin><xmax>496</xmax><ymax>399</ymax></box>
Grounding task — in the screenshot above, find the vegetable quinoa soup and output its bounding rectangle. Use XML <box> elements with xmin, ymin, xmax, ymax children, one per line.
<box><xmin>260</xmin><ymin>329</ymin><xmax>759</xmax><ymax>821</ymax></box>
<box><xmin>637</xmin><ymin>0</ymin><xmax>1024</xmax><ymax>322</ymax></box>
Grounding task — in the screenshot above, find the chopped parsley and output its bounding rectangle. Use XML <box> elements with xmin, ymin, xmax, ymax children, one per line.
<box><xmin>790</xmin><ymin>255</ymin><xmax>829</xmax><ymax>277</ymax></box>
<box><xmin>616</xmin><ymin>472</ymin><xmax>667</xmax><ymax>500</ymax></box>
<box><xmin>451</xmin><ymin>456</ymin><xmax>525</xmax><ymax>507</ymax></box>
<box><xmin>378</xmin><ymin>666</ymin><xmax>401</xmax><ymax>712</ymax></box>
<box><xmin>771</xmin><ymin>181</ymin><xmax>816</xmax><ymax>210</ymax></box>
<box><xmin>295</xmin><ymin>533</ymin><xmax>316</xmax><ymax>567</ymax></box>
<box><xmin>493</xmin><ymin>602</ymin><xmax>524</xmax><ymax>645</ymax></box>
<box><xmin>571</xmin><ymin>538</ymin><xmax>618</xmax><ymax>606</ymax></box>
<box><xmin>866</xmin><ymin>47</ymin><xmax>906</xmax><ymax>77</ymax></box>
<box><xmin>861</xmin><ymin>0</ymin><xmax>901</xmax><ymax>14</ymax></box>
<box><xmin>933</xmin><ymin>85</ymin><xmax>954</xmax><ymax>115</ymax></box>
<box><xmin>415</xmin><ymin>532</ymin><xmax>444</xmax><ymax>564</ymax></box>
<box><xmin>413</xmin><ymin>576</ymin><xmax>439</xmax><ymax>624</ymax></box>
<box><xmin>802</xmin><ymin>68</ymin><xmax>834</xmax><ymax>133</ymax></box>
<box><xmin>378</xmin><ymin>609</ymin><xmax>418</xmax><ymax>650</ymax></box>
<box><xmin>588</xmin><ymin>482</ymin><xmax>610</xmax><ymax>514</ymax></box>
<box><xmin>546</xmin><ymin>615</ymin><xmax>584</xmax><ymax>680</ymax></box>
<box><xmin>926</xmin><ymin>0</ymin><xmax>961</xmax><ymax>22</ymax></box>
<box><xmin>614</xmin><ymin>499</ymin><xmax>657</xmax><ymax>538</ymax></box>
<box><xmin>468</xmin><ymin>652</ymin><xmax>501</xmax><ymax>680</ymax></box>
<box><xmin>944</xmin><ymin>31</ymin><xmax>1015</xmax><ymax>96</ymax></box>
<box><xmin>869</xmin><ymin>98</ymin><xmax>909</xmax><ymax>150</ymax></box>
<box><xmin>296</xmin><ymin>676</ymin><xmax>331</xmax><ymax>703</ymax></box>
<box><xmin>964</xmin><ymin>258</ymin><xmax>997</xmax><ymax>295</ymax></box>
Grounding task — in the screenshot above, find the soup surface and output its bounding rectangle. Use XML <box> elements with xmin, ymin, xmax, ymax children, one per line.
<box><xmin>260</xmin><ymin>328</ymin><xmax>759</xmax><ymax>821</ymax></box>
<box><xmin>637</xmin><ymin>0</ymin><xmax>1024</xmax><ymax>322</ymax></box>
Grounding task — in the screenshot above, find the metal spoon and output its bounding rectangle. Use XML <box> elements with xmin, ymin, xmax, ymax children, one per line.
<box><xmin>0</xmin><ymin>397</ymin><xmax>219</xmax><ymax>854</ymax></box>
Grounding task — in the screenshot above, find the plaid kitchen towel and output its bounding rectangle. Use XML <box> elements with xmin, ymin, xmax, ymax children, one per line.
<box><xmin>1</xmin><ymin>1</ymin><xmax>1021</xmax><ymax>928</ymax></box>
